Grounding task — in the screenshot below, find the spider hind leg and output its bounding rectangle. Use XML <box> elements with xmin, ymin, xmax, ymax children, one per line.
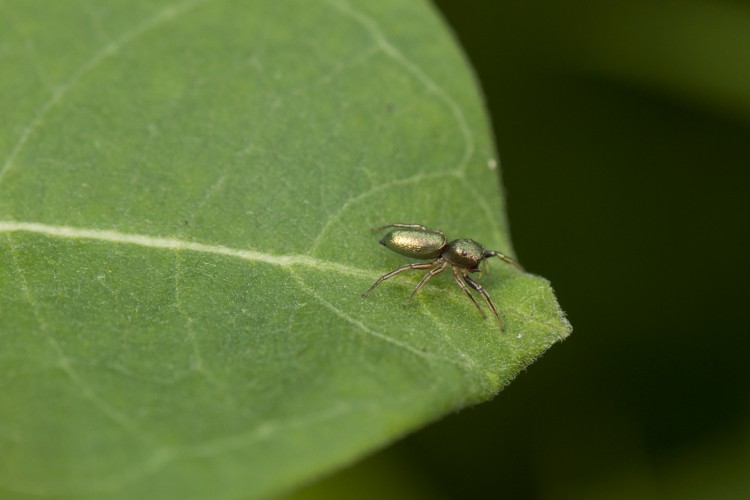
<box><xmin>404</xmin><ymin>259</ymin><xmax>448</xmax><ymax>306</ymax></box>
<box><xmin>362</xmin><ymin>260</ymin><xmax>440</xmax><ymax>297</ymax></box>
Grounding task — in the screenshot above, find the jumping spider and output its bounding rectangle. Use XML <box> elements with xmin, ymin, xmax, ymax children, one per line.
<box><xmin>362</xmin><ymin>223</ymin><xmax>523</xmax><ymax>331</ymax></box>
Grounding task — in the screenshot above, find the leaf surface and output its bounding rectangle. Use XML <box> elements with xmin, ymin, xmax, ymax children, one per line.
<box><xmin>0</xmin><ymin>1</ymin><xmax>570</xmax><ymax>498</ymax></box>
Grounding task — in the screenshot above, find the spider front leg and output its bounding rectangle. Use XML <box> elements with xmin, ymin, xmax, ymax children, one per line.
<box><xmin>481</xmin><ymin>258</ymin><xmax>490</xmax><ymax>277</ymax></box>
<box><xmin>362</xmin><ymin>260</ymin><xmax>439</xmax><ymax>297</ymax></box>
<box><xmin>483</xmin><ymin>250</ymin><xmax>524</xmax><ymax>271</ymax></box>
<box><xmin>463</xmin><ymin>271</ymin><xmax>505</xmax><ymax>331</ymax></box>
<box><xmin>451</xmin><ymin>266</ymin><xmax>486</xmax><ymax>318</ymax></box>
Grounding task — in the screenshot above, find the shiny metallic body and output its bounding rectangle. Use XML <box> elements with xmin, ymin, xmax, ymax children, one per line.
<box><xmin>379</xmin><ymin>228</ymin><xmax>445</xmax><ymax>259</ymax></box>
<box><xmin>363</xmin><ymin>223</ymin><xmax>523</xmax><ymax>331</ymax></box>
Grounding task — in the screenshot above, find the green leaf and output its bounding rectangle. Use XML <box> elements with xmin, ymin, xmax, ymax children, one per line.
<box><xmin>0</xmin><ymin>0</ymin><xmax>570</xmax><ymax>498</ymax></box>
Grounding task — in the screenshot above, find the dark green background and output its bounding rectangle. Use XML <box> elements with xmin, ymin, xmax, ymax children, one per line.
<box><xmin>298</xmin><ymin>1</ymin><xmax>750</xmax><ymax>498</ymax></box>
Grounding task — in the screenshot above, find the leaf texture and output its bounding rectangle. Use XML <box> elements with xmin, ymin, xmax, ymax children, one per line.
<box><xmin>0</xmin><ymin>1</ymin><xmax>570</xmax><ymax>498</ymax></box>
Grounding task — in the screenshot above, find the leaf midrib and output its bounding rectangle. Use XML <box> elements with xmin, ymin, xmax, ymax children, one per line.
<box><xmin>0</xmin><ymin>219</ymin><xmax>492</xmax><ymax>375</ymax></box>
<box><xmin>0</xmin><ymin>218</ymin><xmax>564</xmax><ymax>334</ymax></box>
<box><xmin>0</xmin><ymin>220</ymin><xmax>366</xmax><ymax>275</ymax></box>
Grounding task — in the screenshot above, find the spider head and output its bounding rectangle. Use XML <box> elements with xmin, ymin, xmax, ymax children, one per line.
<box><xmin>443</xmin><ymin>239</ymin><xmax>485</xmax><ymax>270</ymax></box>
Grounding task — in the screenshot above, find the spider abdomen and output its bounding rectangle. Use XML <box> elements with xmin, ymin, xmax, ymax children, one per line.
<box><xmin>379</xmin><ymin>228</ymin><xmax>446</xmax><ymax>259</ymax></box>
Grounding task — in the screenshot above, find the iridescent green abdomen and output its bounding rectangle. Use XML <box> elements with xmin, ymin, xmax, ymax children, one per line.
<box><xmin>379</xmin><ymin>229</ymin><xmax>446</xmax><ymax>259</ymax></box>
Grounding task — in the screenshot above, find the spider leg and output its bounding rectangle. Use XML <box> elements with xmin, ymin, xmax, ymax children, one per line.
<box><xmin>463</xmin><ymin>271</ymin><xmax>505</xmax><ymax>331</ymax></box>
<box><xmin>483</xmin><ymin>250</ymin><xmax>524</xmax><ymax>271</ymax></box>
<box><xmin>452</xmin><ymin>267</ymin><xmax>486</xmax><ymax>319</ymax></box>
<box><xmin>404</xmin><ymin>259</ymin><xmax>448</xmax><ymax>306</ymax></box>
<box><xmin>372</xmin><ymin>223</ymin><xmax>445</xmax><ymax>238</ymax></box>
<box><xmin>362</xmin><ymin>260</ymin><xmax>439</xmax><ymax>297</ymax></box>
<box><xmin>481</xmin><ymin>258</ymin><xmax>490</xmax><ymax>276</ymax></box>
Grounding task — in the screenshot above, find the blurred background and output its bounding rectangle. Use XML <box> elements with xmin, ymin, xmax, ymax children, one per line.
<box><xmin>296</xmin><ymin>1</ymin><xmax>750</xmax><ymax>498</ymax></box>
